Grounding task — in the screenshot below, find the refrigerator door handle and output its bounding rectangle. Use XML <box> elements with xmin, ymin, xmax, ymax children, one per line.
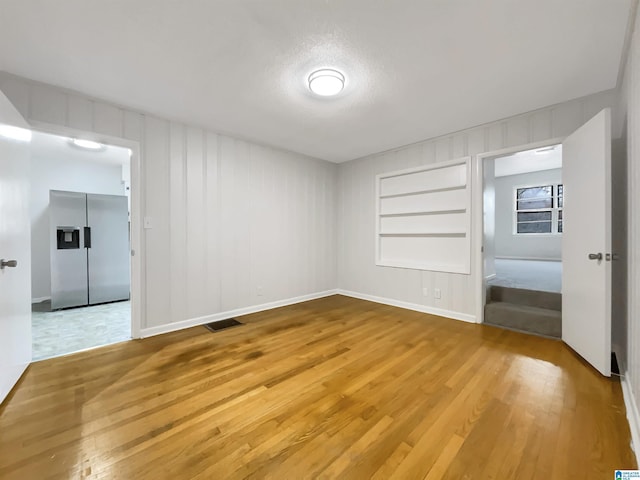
<box><xmin>84</xmin><ymin>226</ymin><xmax>92</xmax><ymax>249</ymax></box>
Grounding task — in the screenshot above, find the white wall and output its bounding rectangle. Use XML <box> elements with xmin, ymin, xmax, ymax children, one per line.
<box><xmin>0</xmin><ymin>71</ymin><xmax>621</xmax><ymax>337</ymax></box>
<box><xmin>494</xmin><ymin>168</ymin><xmax>563</xmax><ymax>261</ymax></box>
<box><xmin>617</xmin><ymin>0</ymin><xmax>640</xmax><ymax>450</ymax></box>
<box><xmin>30</xmin><ymin>152</ymin><xmax>124</xmax><ymax>301</ymax></box>
<box><xmin>0</xmin><ymin>72</ymin><xmax>337</xmax><ymax>335</ymax></box>
<box><xmin>338</xmin><ymin>89</ymin><xmax>616</xmax><ymax>320</ymax></box>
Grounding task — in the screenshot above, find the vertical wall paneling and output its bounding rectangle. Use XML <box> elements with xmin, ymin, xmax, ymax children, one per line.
<box><xmin>506</xmin><ymin>117</ymin><xmax>529</xmax><ymax>147</ymax></box>
<box><xmin>143</xmin><ymin>116</ymin><xmax>171</xmax><ymax>328</ymax></box>
<box><xmin>123</xmin><ymin>111</ymin><xmax>143</xmax><ymax>142</ymax></box>
<box><xmin>67</xmin><ymin>96</ymin><xmax>93</xmax><ymax>132</ymax></box>
<box><xmin>531</xmin><ymin>110</ymin><xmax>553</xmax><ymax>142</ymax></box>
<box><xmin>338</xmin><ymin>89</ymin><xmax>617</xmax><ymax>320</ymax></box>
<box><xmin>0</xmin><ymin>71</ymin><xmax>621</xmax><ymax>340</ymax></box>
<box><xmin>185</xmin><ymin>127</ymin><xmax>206</xmax><ymax>319</ymax></box>
<box><xmin>205</xmin><ymin>132</ymin><xmax>220</xmax><ymax>314</ymax></box>
<box><xmin>0</xmin><ymin>71</ymin><xmax>338</xmax><ymax>336</ymax></box>
<box><xmin>169</xmin><ymin>123</ymin><xmax>187</xmax><ymax>323</ymax></box>
<box><xmin>0</xmin><ymin>76</ymin><xmax>29</xmax><ymax>118</ymax></box>
<box><xmin>218</xmin><ymin>136</ymin><xmax>237</xmax><ymax>311</ymax></box>
<box><xmin>237</xmin><ymin>141</ymin><xmax>253</xmax><ymax>306</ymax></box>
<box><xmin>29</xmin><ymin>84</ymin><xmax>67</xmax><ymax>125</ymax></box>
<box><xmin>617</xmin><ymin>3</ymin><xmax>640</xmax><ymax>461</ymax></box>
<box><xmin>93</xmin><ymin>102</ymin><xmax>123</xmax><ymax>138</ymax></box>
<box><xmin>551</xmin><ymin>102</ymin><xmax>582</xmax><ymax>138</ymax></box>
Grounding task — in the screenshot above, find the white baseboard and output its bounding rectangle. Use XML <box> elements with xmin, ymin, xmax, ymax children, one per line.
<box><xmin>31</xmin><ymin>296</ymin><xmax>51</xmax><ymax>304</ymax></box>
<box><xmin>495</xmin><ymin>256</ymin><xmax>561</xmax><ymax>262</ymax></box>
<box><xmin>621</xmin><ymin>372</ymin><xmax>640</xmax><ymax>466</ymax></box>
<box><xmin>140</xmin><ymin>289</ymin><xmax>338</xmax><ymax>338</ymax></box>
<box><xmin>336</xmin><ymin>289</ymin><xmax>477</xmax><ymax>324</ymax></box>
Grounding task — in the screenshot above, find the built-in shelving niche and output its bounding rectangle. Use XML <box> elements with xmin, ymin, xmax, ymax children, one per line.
<box><xmin>375</xmin><ymin>157</ymin><xmax>471</xmax><ymax>274</ymax></box>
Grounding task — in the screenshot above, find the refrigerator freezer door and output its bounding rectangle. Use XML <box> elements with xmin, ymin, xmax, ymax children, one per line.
<box><xmin>87</xmin><ymin>194</ymin><xmax>130</xmax><ymax>305</ymax></box>
<box><xmin>50</xmin><ymin>190</ymin><xmax>88</xmax><ymax>309</ymax></box>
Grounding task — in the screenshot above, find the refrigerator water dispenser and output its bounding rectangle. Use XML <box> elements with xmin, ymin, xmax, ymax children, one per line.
<box><xmin>56</xmin><ymin>227</ymin><xmax>80</xmax><ymax>249</ymax></box>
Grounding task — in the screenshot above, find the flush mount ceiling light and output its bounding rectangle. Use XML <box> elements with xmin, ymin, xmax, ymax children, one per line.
<box><xmin>0</xmin><ymin>124</ymin><xmax>32</xmax><ymax>142</ymax></box>
<box><xmin>70</xmin><ymin>138</ymin><xmax>104</xmax><ymax>151</ymax></box>
<box><xmin>308</xmin><ymin>69</ymin><xmax>345</xmax><ymax>97</ymax></box>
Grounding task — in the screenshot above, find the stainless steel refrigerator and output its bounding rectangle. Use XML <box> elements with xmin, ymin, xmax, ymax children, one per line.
<box><xmin>50</xmin><ymin>190</ymin><xmax>130</xmax><ymax>310</ymax></box>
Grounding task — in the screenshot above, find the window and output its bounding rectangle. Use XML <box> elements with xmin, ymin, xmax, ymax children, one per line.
<box><xmin>514</xmin><ymin>184</ymin><xmax>563</xmax><ymax>234</ymax></box>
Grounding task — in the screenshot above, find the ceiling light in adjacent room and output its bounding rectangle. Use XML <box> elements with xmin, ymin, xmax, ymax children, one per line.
<box><xmin>535</xmin><ymin>146</ymin><xmax>556</xmax><ymax>155</ymax></box>
<box><xmin>308</xmin><ymin>69</ymin><xmax>345</xmax><ymax>96</ymax></box>
<box><xmin>71</xmin><ymin>138</ymin><xmax>104</xmax><ymax>150</ymax></box>
<box><xmin>0</xmin><ymin>124</ymin><xmax>32</xmax><ymax>142</ymax></box>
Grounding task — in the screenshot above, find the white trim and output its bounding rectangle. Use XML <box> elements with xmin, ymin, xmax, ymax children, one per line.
<box><xmin>337</xmin><ymin>289</ymin><xmax>477</xmax><ymax>324</ymax></box>
<box><xmin>484</xmin><ymin>273</ymin><xmax>496</xmax><ymax>281</ymax></box>
<box><xmin>621</xmin><ymin>373</ymin><xmax>640</xmax><ymax>465</ymax></box>
<box><xmin>28</xmin><ymin>120</ymin><xmax>143</xmax><ymax>340</ymax></box>
<box><xmin>473</xmin><ymin>137</ymin><xmax>565</xmax><ymax>325</ymax></box>
<box><xmin>139</xmin><ymin>290</ymin><xmax>338</xmax><ymax>338</ymax></box>
<box><xmin>495</xmin><ymin>255</ymin><xmax>562</xmax><ymax>262</ymax></box>
<box><xmin>32</xmin><ymin>337</ymin><xmax>131</xmax><ymax>362</ymax></box>
<box><xmin>31</xmin><ymin>296</ymin><xmax>51</xmax><ymax>304</ymax></box>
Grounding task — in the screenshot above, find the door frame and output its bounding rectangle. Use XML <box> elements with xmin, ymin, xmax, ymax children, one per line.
<box><xmin>473</xmin><ymin>137</ymin><xmax>564</xmax><ymax>324</ymax></box>
<box><xmin>28</xmin><ymin>120</ymin><xmax>143</xmax><ymax>339</ymax></box>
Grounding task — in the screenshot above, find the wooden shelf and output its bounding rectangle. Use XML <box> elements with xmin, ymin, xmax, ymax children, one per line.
<box><xmin>375</xmin><ymin>156</ymin><xmax>471</xmax><ymax>275</ymax></box>
<box><xmin>379</xmin><ymin>232</ymin><xmax>466</xmax><ymax>238</ymax></box>
<box><xmin>376</xmin><ymin>259</ymin><xmax>468</xmax><ymax>274</ymax></box>
<box><xmin>379</xmin><ymin>184</ymin><xmax>466</xmax><ymax>199</ymax></box>
<box><xmin>379</xmin><ymin>209</ymin><xmax>466</xmax><ymax>218</ymax></box>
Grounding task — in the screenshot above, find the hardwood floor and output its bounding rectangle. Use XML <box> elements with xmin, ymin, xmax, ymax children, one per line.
<box><xmin>0</xmin><ymin>295</ymin><xmax>635</xmax><ymax>479</ymax></box>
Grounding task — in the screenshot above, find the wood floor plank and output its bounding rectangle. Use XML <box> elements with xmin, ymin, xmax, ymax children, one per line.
<box><xmin>0</xmin><ymin>295</ymin><xmax>635</xmax><ymax>479</ymax></box>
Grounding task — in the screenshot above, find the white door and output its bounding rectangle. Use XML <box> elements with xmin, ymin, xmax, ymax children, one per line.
<box><xmin>562</xmin><ymin>108</ymin><xmax>611</xmax><ymax>377</ymax></box>
<box><xmin>0</xmin><ymin>91</ymin><xmax>32</xmax><ymax>404</ymax></box>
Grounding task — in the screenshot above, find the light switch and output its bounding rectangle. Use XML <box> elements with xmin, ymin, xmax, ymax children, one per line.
<box><xmin>144</xmin><ymin>216</ymin><xmax>153</xmax><ymax>229</ymax></box>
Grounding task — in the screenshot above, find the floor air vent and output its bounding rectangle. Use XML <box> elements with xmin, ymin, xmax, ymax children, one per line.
<box><xmin>204</xmin><ymin>318</ymin><xmax>243</xmax><ymax>332</ymax></box>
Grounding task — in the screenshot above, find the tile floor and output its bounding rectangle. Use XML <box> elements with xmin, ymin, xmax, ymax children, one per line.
<box><xmin>32</xmin><ymin>300</ymin><xmax>131</xmax><ymax>361</ymax></box>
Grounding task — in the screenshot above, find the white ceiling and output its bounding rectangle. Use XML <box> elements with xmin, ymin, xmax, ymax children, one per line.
<box><xmin>0</xmin><ymin>1</ymin><xmax>631</xmax><ymax>163</ymax></box>
<box><xmin>494</xmin><ymin>144</ymin><xmax>562</xmax><ymax>177</ymax></box>
<box><xmin>31</xmin><ymin>131</ymin><xmax>130</xmax><ymax>168</ymax></box>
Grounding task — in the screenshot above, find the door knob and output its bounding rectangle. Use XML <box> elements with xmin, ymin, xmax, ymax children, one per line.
<box><xmin>588</xmin><ymin>253</ymin><xmax>603</xmax><ymax>261</ymax></box>
<box><xmin>0</xmin><ymin>259</ymin><xmax>17</xmax><ymax>269</ymax></box>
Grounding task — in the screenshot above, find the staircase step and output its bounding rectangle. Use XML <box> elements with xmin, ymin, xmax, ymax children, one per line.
<box><xmin>484</xmin><ymin>301</ymin><xmax>562</xmax><ymax>338</ymax></box>
<box><xmin>489</xmin><ymin>285</ymin><xmax>561</xmax><ymax>311</ymax></box>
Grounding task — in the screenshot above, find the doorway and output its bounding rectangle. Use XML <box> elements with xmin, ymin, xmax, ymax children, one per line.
<box><xmin>479</xmin><ymin>142</ymin><xmax>563</xmax><ymax>338</ymax></box>
<box><xmin>29</xmin><ymin>130</ymin><xmax>134</xmax><ymax>360</ymax></box>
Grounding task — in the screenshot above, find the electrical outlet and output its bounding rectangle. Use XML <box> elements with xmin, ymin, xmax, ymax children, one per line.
<box><xmin>257</xmin><ymin>286</ymin><xmax>263</xmax><ymax>296</ymax></box>
<box><xmin>422</xmin><ymin>287</ymin><xmax>429</xmax><ymax>297</ymax></box>
<box><xmin>434</xmin><ymin>288</ymin><xmax>441</xmax><ymax>299</ymax></box>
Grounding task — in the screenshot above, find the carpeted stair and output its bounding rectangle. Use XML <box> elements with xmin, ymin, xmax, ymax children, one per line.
<box><xmin>484</xmin><ymin>285</ymin><xmax>561</xmax><ymax>338</ymax></box>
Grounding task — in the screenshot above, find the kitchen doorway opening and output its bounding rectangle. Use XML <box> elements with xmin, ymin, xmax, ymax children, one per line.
<box><xmin>29</xmin><ymin>130</ymin><xmax>136</xmax><ymax>361</ymax></box>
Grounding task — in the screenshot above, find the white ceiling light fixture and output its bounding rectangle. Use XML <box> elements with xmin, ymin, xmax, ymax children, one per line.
<box><xmin>308</xmin><ymin>69</ymin><xmax>345</xmax><ymax>97</ymax></box>
<box><xmin>535</xmin><ymin>146</ymin><xmax>556</xmax><ymax>155</ymax></box>
<box><xmin>0</xmin><ymin>124</ymin><xmax>32</xmax><ymax>142</ymax></box>
<box><xmin>70</xmin><ymin>138</ymin><xmax>104</xmax><ymax>151</ymax></box>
